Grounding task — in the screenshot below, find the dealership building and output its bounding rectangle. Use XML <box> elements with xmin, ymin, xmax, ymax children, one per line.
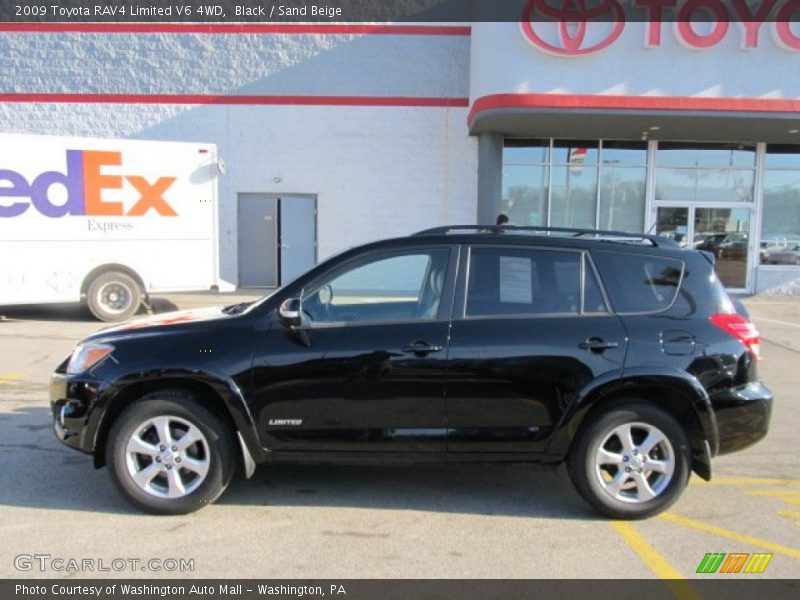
<box><xmin>2</xmin><ymin>10</ymin><xmax>800</xmax><ymax>294</ymax></box>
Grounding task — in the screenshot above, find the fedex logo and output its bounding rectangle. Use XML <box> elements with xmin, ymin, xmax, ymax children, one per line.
<box><xmin>0</xmin><ymin>150</ymin><xmax>177</xmax><ymax>218</ymax></box>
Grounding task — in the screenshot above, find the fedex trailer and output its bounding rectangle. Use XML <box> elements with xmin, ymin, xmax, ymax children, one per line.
<box><xmin>0</xmin><ymin>134</ymin><xmax>223</xmax><ymax>321</ymax></box>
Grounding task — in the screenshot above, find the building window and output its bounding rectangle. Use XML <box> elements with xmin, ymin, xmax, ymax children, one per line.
<box><xmin>502</xmin><ymin>140</ymin><xmax>549</xmax><ymax>226</ymax></box>
<box><xmin>655</xmin><ymin>142</ymin><xmax>756</xmax><ymax>203</ymax></box>
<box><xmin>761</xmin><ymin>146</ymin><xmax>800</xmax><ymax>267</ymax></box>
<box><xmin>501</xmin><ymin>140</ymin><xmax>646</xmax><ymax>231</ymax></box>
<box><xmin>599</xmin><ymin>142</ymin><xmax>647</xmax><ymax>232</ymax></box>
<box><xmin>550</xmin><ymin>140</ymin><xmax>599</xmax><ymax>229</ymax></box>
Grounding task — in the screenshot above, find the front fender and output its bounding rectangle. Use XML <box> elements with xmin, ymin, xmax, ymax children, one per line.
<box><xmin>90</xmin><ymin>367</ymin><xmax>266</xmax><ymax>466</ymax></box>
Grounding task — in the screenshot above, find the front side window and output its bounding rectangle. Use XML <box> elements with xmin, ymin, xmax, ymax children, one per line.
<box><xmin>466</xmin><ymin>247</ymin><xmax>604</xmax><ymax>317</ymax></box>
<box><xmin>302</xmin><ymin>249</ymin><xmax>449</xmax><ymax>325</ymax></box>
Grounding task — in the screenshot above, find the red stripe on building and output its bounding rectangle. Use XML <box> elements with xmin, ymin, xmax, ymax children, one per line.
<box><xmin>0</xmin><ymin>23</ymin><xmax>471</xmax><ymax>35</ymax></box>
<box><xmin>468</xmin><ymin>93</ymin><xmax>800</xmax><ymax>124</ymax></box>
<box><xmin>0</xmin><ymin>93</ymin><xmax>470</xmax><ymax>107</ymax></box>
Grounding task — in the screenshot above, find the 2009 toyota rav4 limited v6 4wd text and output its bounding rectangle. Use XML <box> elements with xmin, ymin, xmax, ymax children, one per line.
<box><xmin>51</xmin><ymin>226</ymin><xmax>772</xmax><ymax>518</ymax></box>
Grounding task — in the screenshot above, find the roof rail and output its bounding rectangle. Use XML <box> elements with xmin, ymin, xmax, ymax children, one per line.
<box><xmin>412</xmin><ymin>225</ymin><xmax>678</xmax><ymax>247</ymax></box>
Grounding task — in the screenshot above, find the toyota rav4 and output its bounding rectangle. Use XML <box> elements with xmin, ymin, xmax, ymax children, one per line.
<box><xmin>50</xmin><ymin>226</ymin><xmax>772</xmax><ymax>518</ymax></box>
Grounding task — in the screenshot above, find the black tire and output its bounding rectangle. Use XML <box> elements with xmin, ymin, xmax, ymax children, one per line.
<box><xmin>86</xmin><ymin>271</ymin><xmax>142</xmax><ymax>322</ymax></box>
<box><xmin>106</xmin><ymin>391</ymin><xmax>235</xmax><ymax>515</ymax></box>
<box><xmin>567</xmin><ymin>402</ymin><xmax>691</xmax><ymax>519</ymax></box>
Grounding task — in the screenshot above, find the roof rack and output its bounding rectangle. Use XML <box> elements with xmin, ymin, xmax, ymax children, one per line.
<box><xmin>412</xmin><ymin>225</ymin><xmax>678</xmax><ymax>248</ymax></box>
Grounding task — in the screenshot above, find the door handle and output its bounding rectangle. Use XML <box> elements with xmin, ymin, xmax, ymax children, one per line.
<box><xmin>402</xmin><ymin>341</ymin><xmax>443</xmax><ymax>356</ymax></box>
<box><xmin>579</xmin><ymin>338</ymin><xmax>620</xmax><ymax>352</ymax></box>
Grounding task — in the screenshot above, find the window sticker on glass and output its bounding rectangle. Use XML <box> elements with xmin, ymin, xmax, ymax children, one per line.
<box><xmin>499</xmin><ymin>256</ymin><xmax>533</xmax><ymax>304</ymax></box>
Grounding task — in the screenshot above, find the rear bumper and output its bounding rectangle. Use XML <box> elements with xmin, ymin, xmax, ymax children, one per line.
<box><xmin>710</xmin><ymin>381</ymin><xmax>773</xmax><ymax>455</ymax></box>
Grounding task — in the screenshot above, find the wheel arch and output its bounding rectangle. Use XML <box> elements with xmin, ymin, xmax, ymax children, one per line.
<box><xmin>548</xmin><ymin>370</ymin><xmax>719</xmax><ymax>480</ymax></box>
<box><xmin>91</xmin><ymin>372</ymin><xmax>266</xmax><ymax>473</ymax></box>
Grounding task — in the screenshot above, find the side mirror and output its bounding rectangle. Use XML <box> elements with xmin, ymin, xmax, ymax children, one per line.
<box><xmin>278</xmin><ymin>297</ymin><xmax>302</xmax><ymax>328</ymax></box>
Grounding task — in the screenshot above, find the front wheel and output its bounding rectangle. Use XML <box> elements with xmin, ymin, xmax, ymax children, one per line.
<box><xmin>568</xmin><ymin>402</ymin><xmax>691</xmax><ymax>519</ymax></box>
<box><xmin>106</xmin><ymin>392</ymin><xmax>235</xmax><ymax>514</ymax></box>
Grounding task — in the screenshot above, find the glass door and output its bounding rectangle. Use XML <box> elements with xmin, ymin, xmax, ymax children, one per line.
<box><xmin>654</xmin><ymin>206</ymin><xmax>690</xmax><ymax>248</ymax></box>
<box><xmin>654</xmin><ymin>205</ymin><xmax>753</xmax><ymax>291</ymax></box>
<box><xmin>694</xmin><ymin>207</ymin><xmax>751</xmax><ymax>290</ymax></box>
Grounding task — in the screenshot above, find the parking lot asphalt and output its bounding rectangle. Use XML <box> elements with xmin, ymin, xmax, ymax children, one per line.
<box><xmin>0</xmin><ymin>293</ymin><xmax>798</xmax><ymax>580</ymax></box>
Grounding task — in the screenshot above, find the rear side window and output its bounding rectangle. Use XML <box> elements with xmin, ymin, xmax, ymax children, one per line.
<box><xmin>466</xmin><ymin>247</ymin><xmax>591</xmax><ymax>316</ymax></box>
<box><xmin>592</xmin><ymin>251</ymin><xmax>684</xmax><ymax>313</ymax></box>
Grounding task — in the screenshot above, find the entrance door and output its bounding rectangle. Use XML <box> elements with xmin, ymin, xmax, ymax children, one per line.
<box><xmin>238</xmin><ymin>194</ymin><xmax>278</xmax><ymax>288</ymax></box>
<box><xmin>238</xmin><ymin>194</ymin><xmax>318</xmax><ymax>288</ymax></box>
<box><xmin>654</xmin><ymin>205</ymin><xmax>753</xmax><ymax>291</ymax></box>
<box><xmin>279</xmin><ymin>195</ymin><xmax>317</xmax><ymax>285</ymax></box>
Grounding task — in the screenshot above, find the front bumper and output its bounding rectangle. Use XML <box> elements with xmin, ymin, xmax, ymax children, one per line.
<box><xmin>710</xmin><ymin>381</ymin><xmax>773</xmax><ymax>455</ymax></box>
<box><xmin>50</xmin><ymin>371</ymin><xmax>106</xmax><ymax>454</ymax></box>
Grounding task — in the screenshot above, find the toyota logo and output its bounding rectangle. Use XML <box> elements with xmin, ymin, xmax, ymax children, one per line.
<box><xmin>521</xmin><ymin>0</ymin><xmax>626</xmax><ymax>56</ymax></box>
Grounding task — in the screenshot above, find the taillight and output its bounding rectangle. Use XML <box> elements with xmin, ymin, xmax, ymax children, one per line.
<box><xmin>710</xmin><ymin>313</ymin><xmax>760</xmax><ymax>360</ymax></box>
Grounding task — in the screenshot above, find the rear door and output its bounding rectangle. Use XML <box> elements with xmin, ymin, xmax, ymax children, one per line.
<box><xmin>445</xmin><ymin>244</ymin><xmax>627</xmax><ymax>453</ymax></box>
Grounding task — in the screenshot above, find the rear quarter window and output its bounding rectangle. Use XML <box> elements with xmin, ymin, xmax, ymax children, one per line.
<box><xmin>592</xmin><ymin>251</ymin><xmax>684</xmax><ymax>313</ymax></box>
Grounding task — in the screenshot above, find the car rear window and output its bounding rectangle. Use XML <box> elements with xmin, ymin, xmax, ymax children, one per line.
<box><xmin>592</xmin><ymin>251</ymin><xmax>684</xmax><ymax>313</ymax></box>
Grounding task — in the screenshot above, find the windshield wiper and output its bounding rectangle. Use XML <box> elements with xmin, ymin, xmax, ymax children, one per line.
<box><xmin>221</xmin><ymin>301</ymin><xmax>252</xmax><ymax>315</ymax></box>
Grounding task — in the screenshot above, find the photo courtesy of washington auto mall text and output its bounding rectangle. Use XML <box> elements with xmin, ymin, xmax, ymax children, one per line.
<box><xmin>15</xmin><ymin>583</ymin><xmax>348</xmax><ymax>598</ymax></box>
<box><xmin>1</xmin><ymin>0</ymin><xmax>800</xmax><ymax>599</ymax></box>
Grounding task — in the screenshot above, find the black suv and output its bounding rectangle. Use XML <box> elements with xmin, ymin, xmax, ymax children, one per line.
<box><xmin>50</xmin><ymin>226</ymin><xmax>772</xmax><ymax>518</ymax></box>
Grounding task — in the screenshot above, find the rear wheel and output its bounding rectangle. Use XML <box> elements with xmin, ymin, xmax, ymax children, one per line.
<box><xmin>86</xmin><ymin>271</ymin><xmax>142</xmax><ymax>322</ymax></box>
<box><xmin>106</xmin><ymin>392</ymin><xmax>235</xmax><ymax>514</ymax></box>
<box><xmin>568</xmin><ymin>402</ymin><xmax>691</xmax><ymax>519</ymax></box>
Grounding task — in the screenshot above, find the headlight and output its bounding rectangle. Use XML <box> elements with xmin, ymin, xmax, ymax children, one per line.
<box><xmin>66</xmin><ymin>343</ymin><xmax>115</xmax><ymax>374</ymax></box>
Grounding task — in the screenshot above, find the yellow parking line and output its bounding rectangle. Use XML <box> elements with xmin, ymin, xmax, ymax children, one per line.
<box><xmin>0</xmin><ymin>372</ymin><xmax>22</xmax><ymax>385</ymax></box>
<box><xmin>612</xmin><ymin>522</ymin><xmax>685</xmax><ymax>578</ymax></box>
<box><xmin>660</xmin><ymin>513</ymin><xmax>800</xmax><ymax>559</ymax></box>
<box><xmin>692</xmin><ymin>477</ymin><xmax>800</xmax><ymax>487</ymax></box>
<box><xmin>777</xmin><ymin>510</ymin><xmax>800</xmax><ymax>521</ymax></box>
<box><xmin>612</xmin><ymin>522</ymin><xmax>702</xmax><ymax>599</ymax></box>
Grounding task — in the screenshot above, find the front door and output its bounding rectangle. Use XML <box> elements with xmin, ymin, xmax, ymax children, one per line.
<box><xmin>446</xmin><ymin>245</ymin><xmax>627</xmax><ymax>454</ymax></box>
<box><xmin>654</xmin><ymin>205</ymin><xmax>753</xmax><ymax>291</ymax></box>
<box><xmin>250</xmin><ymin>246</ymin><xmax>456</xmax><ymax>454</ymax></box>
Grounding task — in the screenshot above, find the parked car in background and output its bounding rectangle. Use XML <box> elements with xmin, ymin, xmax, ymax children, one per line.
<box><xmin>50</xmin><ymin>226</ymin><xmax>772</xmax><ymax>519</ymax></box>
<box><xmin>717</xmin><ymin>234</ymin><xmax>749</xmax><ymax>261</ymax></box>
<box><xmin>764</xmin><ymin>243</ymin><xmax>800</xmax><ymax>265</ymax></box>
<box><xmin>694</xmin><ymin>233</ymin><xmax>728</xmax><ymax>256</ymax></box>
<box><xmin>694</xmin><ymin>233</ymin><xmax>728</xmax><ymax>255</ymax></box>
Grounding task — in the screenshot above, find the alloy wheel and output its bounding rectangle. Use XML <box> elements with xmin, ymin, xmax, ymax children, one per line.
<box><xmin>124</xmin><ymin>415</ymin><xmax>211</xmax><ymax>499</ymax></box>
<box><xmin>594</xmin><ymin>421</ymin><xmax>675</xmax><ymax>504</ymax></box>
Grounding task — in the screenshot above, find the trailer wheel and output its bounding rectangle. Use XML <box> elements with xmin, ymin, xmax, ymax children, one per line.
<box><xmin>86</xmin><ymin>271</ymin><xmax>142</xmax><ymax>322</ymax></box>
